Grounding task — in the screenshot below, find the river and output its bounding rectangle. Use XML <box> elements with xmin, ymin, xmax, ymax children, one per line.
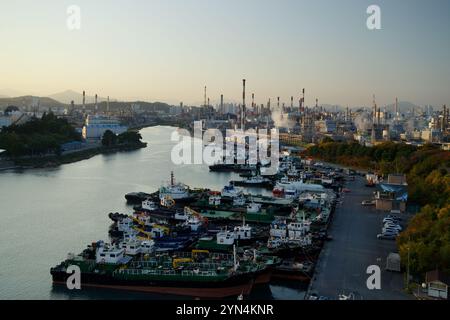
<box><xmin>0</xmin><ymin>126</ymin><xmax>306</xmax><ymax>300</ymax></box>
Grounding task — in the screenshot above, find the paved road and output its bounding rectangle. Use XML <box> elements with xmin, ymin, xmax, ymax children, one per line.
<box><xmin>308</xmin><ymin>175</ymin><xmax>411</xmax><ymax>300</ymax></box>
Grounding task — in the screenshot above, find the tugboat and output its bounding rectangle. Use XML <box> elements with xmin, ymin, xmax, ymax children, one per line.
<box><xmin>159</xmin><ymin>172</ymin><xmax>195</xmax><ymax>204</ymax></box>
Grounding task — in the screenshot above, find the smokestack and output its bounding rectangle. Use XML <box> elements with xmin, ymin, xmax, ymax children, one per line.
<box><xmin>82</xmin><ymin>90</ymin><xmax>86</xmax><ymax>111</ymax></box>
<box><xmin>242</xmin><ymin>79</ymin><xmax>246</xmax><ymax>130</ymax></box>
<box><xmin>302</xmin><ymin>88</ymin><xmax>305</xmax><ymax>109</ymax></box>
<box><xmin>204</xmin><ymin>86</ymin><xmax>207</xmax><ymax>107</ymax></box>
<box><xmin>291</xmin><ymin>96</ymin><xmax>293</xmax><ymax>109</ymax></box>
<box><xmin>442</xmin><ymin>105</ymin><xmax>447</xmax><ymax>132</ymax></box>
<box><xmin>220</xmin><ymin>94</ymin><xmax>223</xmax><ymax>114</ymax></box>
<box><xmin>252</xmin><ymin>93</ymin><xmax>255</xmax><ymax>110</ymax></box>
<box><xmin>277</xmin><ymin>97</ymin><xmax>280</xmax><ymax>110</ymax></box>
<box><xmin>395</xmin><ymin>97</ymin><xmax>399</xmax><ymax>117</ymax></box>
<box><xmin>107</xmin><ymin>96</ymin><xmax>110</xmax><ymax>114</ymax></box>
<box><xmin>95</xmin><ymin>94</ymin><xmax>98</xmax><ymax>111</ymax></box>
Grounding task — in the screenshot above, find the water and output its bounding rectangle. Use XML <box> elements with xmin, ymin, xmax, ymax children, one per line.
<box><xmin>0</xmin><ymin>126</ymin><xmax>306</xmax><ymax>300</ymax></box>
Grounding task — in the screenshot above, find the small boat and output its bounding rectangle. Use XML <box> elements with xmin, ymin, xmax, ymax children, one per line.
<box><xmin>232</xmin><ymin>175</ymin><xmax>273</xmax><ymax>189</ymax></box>
<box><xmin>125</xmin><ymin>192</ymin><xmax>152</xmax><ymax>203</ymax></box>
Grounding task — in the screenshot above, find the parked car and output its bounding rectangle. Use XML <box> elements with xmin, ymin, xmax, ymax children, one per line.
<box><xmin>382</xmin><ymin>228</ymin><xmax>400</xmax><ymax>235</ymax></box>
<box><xmin>342</xmin><ymin>188</ymin><xmax>351</xmax><ymax>193</ymax></box>
<box><xmin>377</xmin><ymin>233</ymin><xmax>397</xmax><ymax>240</ymax></box>
<box><xmin>383</xmin><ymin>217</ymin><xmax>400</xmax><ymax>224</ymax></box>
<box><xmin>362</xmin><ymin>200</ymin><xmax>375</xmax><ymax>206</ymax></box>
<box><xmin>384</xmin><ymin>223</ymin><xmax>402</xmax><ymax>231</ymax></box>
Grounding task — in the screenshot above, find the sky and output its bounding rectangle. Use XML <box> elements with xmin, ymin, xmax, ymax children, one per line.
<box><xmin>0</xmin><ymin>0</ymin><xmax>449</xmax><ymax>107</ymax></box>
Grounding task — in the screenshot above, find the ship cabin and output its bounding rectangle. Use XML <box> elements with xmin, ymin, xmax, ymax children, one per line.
<box><xmin>217</xmin><ymin>230</ymin><xmax>235</xmax><ymax>245</ymax></box>
<box><xmin>287</xmin><ymin>222</ymin><xmax>309</xmax><ymax>239</ymax></box>
<box><xmin>96</xmin><ymin>245</ymin><xmax>127</xmax><ymax>265</ymax></box>
<box><xmin>142</xmin><ymin>200</ymin><xmax>158</xmax><ymax>211</ymax></box>
<box><xmin>270</xmin><ymin>221</ymin><xmax>288</xmax><ymax>238</ymax></box>
<box><xmin>221</xmin><ymin>184</ymin><xmax>243</xmax><ymax>198</ymax></box>
<box><xmin>120</xmin><ymin>240</ymin><xmax>142</xmax><ymax>256</ymax></box>
<box><xmin>233</xmin><ymin>196</ymin><xmax>246</xmax><ymax>206</ymax></box>
<box><xmin>284</xmin><ymin>189</ymin><xmax>298</xmax><ymax>199</ymax></box>
<box><xmin>185</xmin><ymin>216</ymin><xmax>203</xmax><ymax>232</ymax></box>
<box><xmin>247</xmin><ymin>203</ymin><xmax>262</xmax><ymax>214</ymax></box>
<box><xmin>175</xmin><ymin>210</ymin><xmax>189</xmax><ymax>221</ymax></box>
<box><xmin>234</xmin><ymin>224</ymin><xmax>252</xmax><ymax>240</ymax></box>
<box><xmin>117</xmin><ymin>217</ymin><xmax>134</xmax><ymax>232</ymax></box>
<box><xmin>141</xmin><ymin>240</ymin><xmax>155</xmax><ymax>254</ymax></box>
<box><xmin>209</xmin><ymin>195</ymin><xmax>221</xmax><ymax>206</ymax></box>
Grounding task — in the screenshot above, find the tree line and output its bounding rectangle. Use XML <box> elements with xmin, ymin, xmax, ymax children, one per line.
<box><xmin>0</xmin><ymin>112</ymin><xmax>81</xmax><ymax>157</ymax></box>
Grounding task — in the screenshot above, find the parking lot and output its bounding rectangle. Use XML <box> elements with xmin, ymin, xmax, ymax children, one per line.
<box><xmin>307</xmin><ymin>174</ymin><xmax>412</xmax><ymax>300</ymax></box>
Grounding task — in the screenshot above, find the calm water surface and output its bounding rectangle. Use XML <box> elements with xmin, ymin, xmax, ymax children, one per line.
<box><xmin>0</xmin><ymin>126</ymin><xmax>306</xmax><ymax>300</ymax></box>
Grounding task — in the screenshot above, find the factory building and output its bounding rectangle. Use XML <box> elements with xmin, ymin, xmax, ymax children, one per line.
<box><xmin>82</xmin><ymin>115</ymin><xmax>128</xmax><ymax>140</ymax></box>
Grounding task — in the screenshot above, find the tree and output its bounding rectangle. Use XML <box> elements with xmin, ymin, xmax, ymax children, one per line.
<box><xmin>117</xmin><ymin>131</ymin><xmax>142</xmax><ymax>145</ymax></box>
<box><xmin>101</xmin><ymin>130</ymin><xmax>117</xmax><ymax>147</ymax></box>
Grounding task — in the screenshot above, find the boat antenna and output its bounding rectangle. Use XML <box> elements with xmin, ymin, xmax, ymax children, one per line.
<box><xmin>170</xmin><ymin>171</ymin><xmax>174</xmax><ymax>186</ymax></box>
<box><xmin>233</xmin><ymin>244</ymin><xmax>238</xmax><ymax>271</ymax></box>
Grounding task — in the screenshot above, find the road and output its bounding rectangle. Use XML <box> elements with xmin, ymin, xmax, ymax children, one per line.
<box><xmin>308</xmin><ymin>174</ymin><xmax>411</xmax><ymax>300</ymax></box>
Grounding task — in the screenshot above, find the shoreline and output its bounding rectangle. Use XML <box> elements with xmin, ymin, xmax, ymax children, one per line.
<box><xmin>0</xmin><ymin>142</ymin><xmax>147</xmax><ymax>171</ymax></box>
<box><xmin>0</xmin><ymin>123</ymin><xmax>185</xmax><ymax>172</ymax></box>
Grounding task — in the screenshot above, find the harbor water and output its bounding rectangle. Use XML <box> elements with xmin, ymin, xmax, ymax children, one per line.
<box><xmin>0</xmin><ymin>126</ymin><xmax>306</xmax><ymax>300</ymax></box>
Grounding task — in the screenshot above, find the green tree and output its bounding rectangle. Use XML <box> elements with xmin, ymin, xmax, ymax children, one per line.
<box><xmin>101</xmin><ymin>130</ymin><xmax>117</xmax><ymax>147</ymax></box>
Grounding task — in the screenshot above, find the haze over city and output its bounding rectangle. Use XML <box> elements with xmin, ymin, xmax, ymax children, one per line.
<box><xmin>1</xmin><ymin>0</ymin><xmax>450</xmax><ymax>107</ymax></box>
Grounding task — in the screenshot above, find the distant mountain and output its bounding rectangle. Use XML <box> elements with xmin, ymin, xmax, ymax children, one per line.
<box><xmin>48</xmin><ymin>90</ymin><xmax>110</xmax><ymax>105</ymax></box>
<box><xmin>0</xmin><ymin>96</ymin><xmax>66</xmax><ymax>109</ymax></box>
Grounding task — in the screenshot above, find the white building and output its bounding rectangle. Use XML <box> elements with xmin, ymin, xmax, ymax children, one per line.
<box><xmin>82</xmin><ymin>115</ymin><xmax>128</xmax><ymax>140</ymax></box>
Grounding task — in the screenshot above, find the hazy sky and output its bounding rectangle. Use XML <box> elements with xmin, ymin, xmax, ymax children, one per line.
<box><xmin>1</xmin><ymin>0</ymin><xmax>449</xmax><ymax>107</ymax></box>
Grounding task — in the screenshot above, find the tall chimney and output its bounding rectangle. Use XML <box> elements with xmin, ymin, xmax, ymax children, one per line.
<box><xmin>242</xmin><ymin>79</ymin><xmax>246</xmax><ymax>130</ymax></box>
<box><xmin>277</xmin><ymin>97</ymin><xmax>280</xmax><ymax>110</ymax></box>
<box><xmin>107</xmin><ymin>96</ymin><xmax>110</xmax><ymax>114</ymax></box>
<box><xmin>220</xmin><ymin>94</ymin><xmax>224</xmax><ymax>114</ymax></box>
<box><xmin>204</xmin><ymin>86</ymin><xmax>207</xmax><ymax>108</ymax></box>
<box><xmin>82</xmin><ymin>90</ymin><xmax>86</xmax><ymax>112</ymax></box>
<box><xmin>395</xmin><ymin>97</ymin><xmax>399</xmax><ymax>117</ymax></box>
<box><xmin>95</xmin><ymin>94</ymin><xmax>98</xmax><ymax>111</ymax></box>
<box><xmin>291</xmin><ymin>96</ymin><xmax>293</xmax><ymax>109</ymax></box>
<box><xmin>442</xmin><ymin>105</ymin><xmax>447</xmax><ymax>132</ymax></box>
<box><xmin>302</xmin><ymin>88</ymin><xmax>305</xmax><ymax>110</ymax></box>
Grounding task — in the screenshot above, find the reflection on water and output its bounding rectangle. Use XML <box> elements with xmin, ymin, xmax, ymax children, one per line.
<box><xmin>0</xmin><ymin>126</ymin><xmax>305</xmax><ymax>300</ymax></box>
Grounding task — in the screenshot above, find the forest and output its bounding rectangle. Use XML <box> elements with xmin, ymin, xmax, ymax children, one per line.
<box><xmin>0</xmin><ymin>112</ymin><xmax>81</xmax><ymax>157</ymax></box>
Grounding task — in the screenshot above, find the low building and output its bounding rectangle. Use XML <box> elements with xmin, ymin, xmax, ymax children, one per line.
<box><xmin>426</xmin><ymin>270</ymin><xmax>450</xmax><ymax>300</ymax></box>
<box><xmin>82</xmin><ymin>115</ymin><xmax>128</xmax><ymax>140</ymax></box>
<box><xmin>375</xmin><ymin>174</ymin><xmax>408</xmax><ymax>213</ymax></box>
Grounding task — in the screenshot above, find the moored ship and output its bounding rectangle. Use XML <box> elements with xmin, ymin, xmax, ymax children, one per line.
<box><xmin>50</xmin><ymin>242</ymin><xmax>267</xmax><ymax>298</ymax></box>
